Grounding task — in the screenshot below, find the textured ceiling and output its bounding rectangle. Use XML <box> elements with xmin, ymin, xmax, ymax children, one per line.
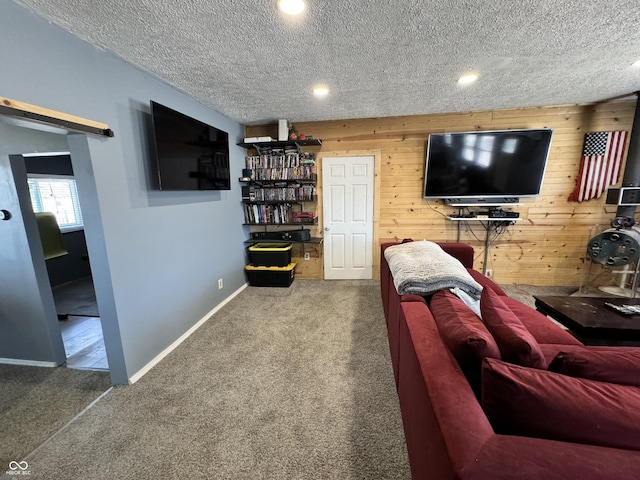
<box><xmin>13</xmin><ymin>0</ymin><xmax>640</xmax><ymax>125</ymax></box>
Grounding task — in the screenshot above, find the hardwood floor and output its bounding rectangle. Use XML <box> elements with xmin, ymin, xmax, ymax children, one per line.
<box><xmin>53</xmin><ymin>277</ymin><xmax>108</xmax><ymax>371</ymax></box>
<box><xmin>59</xmin><ymin>315</ymin><xmax>108</xmax><ymax>371</ymax></box>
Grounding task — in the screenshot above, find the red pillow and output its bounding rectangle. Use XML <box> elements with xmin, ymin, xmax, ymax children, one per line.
<box><xmin>481</xmin><ymin>358</ymin><xmax>640</xmax><ymax>451</ymax></box>
<box><xmin>480</xmin><ymin>288</ymin><xmax>547</xmax><ymax>369</ymax></box>
<box><xmin>549</xmin><ymin>347</ymin><xmax>640</xmax><ymax>387</ymax></box>
<box><xmin>431</xmin><ymin>290</ymin><xmax>501</xmax><ymax>365</ymax></box>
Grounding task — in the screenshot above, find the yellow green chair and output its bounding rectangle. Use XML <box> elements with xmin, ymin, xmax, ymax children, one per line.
<box><xmin>35</xmin><ymin>212</ymin><xmax>68</xmax><ymax>260</ymax></box>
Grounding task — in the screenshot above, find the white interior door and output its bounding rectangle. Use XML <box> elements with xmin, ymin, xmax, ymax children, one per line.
<box><xmin>323</xmin><ymin>156</ymin><xmax>374</xmax><ymax>279</ymax></box>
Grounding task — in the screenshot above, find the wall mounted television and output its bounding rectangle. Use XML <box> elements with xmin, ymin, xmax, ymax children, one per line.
<box><xmin>150</xmin><ymin>101</ymin><xmax>230</xmax><ymax>190</ymax></box>
<box><xmin>423</xmin><ymin>128</ymin><xmax>553</xmax><ymax>205</ymax></box>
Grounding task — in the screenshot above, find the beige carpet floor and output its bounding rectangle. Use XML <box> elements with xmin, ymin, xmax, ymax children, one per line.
<box><xmin>0</xmin><ymin>365</ymin><xmax>110</xmax><ymax>467</ymax></box>
<box><xmin>23</xmin><ymin>280</ymin><xmax>410</xmax><ymax>479</ymax></box>
<box><xmin>499</xmin><ymin>284</ymin><xmax>579</xmax><ymax>308</ymax></box>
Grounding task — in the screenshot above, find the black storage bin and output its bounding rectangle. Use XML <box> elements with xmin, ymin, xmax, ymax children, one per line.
<box><xmin>247</xmin><ymin>243</ymin><xmax>292</xmax><ymax>267</ymax></box>
<box><xmin>245</xmin><ymin>263</ymin><xmax>296</xmax><ymax>287</ymax></box>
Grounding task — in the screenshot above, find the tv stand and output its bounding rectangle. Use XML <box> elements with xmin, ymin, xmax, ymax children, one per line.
<box><xmin>448</xmin><ymin>207</ymin><xmax>520</xmax><ymax>275</ymax></box>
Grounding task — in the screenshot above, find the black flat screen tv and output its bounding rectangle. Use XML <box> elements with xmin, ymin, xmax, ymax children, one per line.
<box><xmin>423</xmin><ymin>128</ymin><xmax>553</xmax><ymax>205</ymax></box>
<box><xmin>150</xmin><ymin>101</ymin><xmax>230</xmax><ymax>190</ymax></box>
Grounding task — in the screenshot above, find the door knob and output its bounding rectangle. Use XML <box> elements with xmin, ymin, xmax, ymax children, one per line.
<box><xmin>324</xmin><ymin>227</ymin><xmax>330</xmax><ymax>231</ymax></box>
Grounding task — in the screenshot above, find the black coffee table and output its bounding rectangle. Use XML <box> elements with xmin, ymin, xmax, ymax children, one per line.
<box><xmin>534</xmin><ymin>295</ymin><xmax>640</xmax><ymax>346</ymax></box>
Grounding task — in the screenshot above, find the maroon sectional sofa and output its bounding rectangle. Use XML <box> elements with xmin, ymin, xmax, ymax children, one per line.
<box><xmin>380</xmin><ymin>241</ymin><xmax>640</xmax><ymax>480</ymax></box>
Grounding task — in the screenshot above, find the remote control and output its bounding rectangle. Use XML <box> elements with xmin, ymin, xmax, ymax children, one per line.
<box><xmin>604</xmin><ymin>302</ymin><xmax>640</xmax><ymax>315</ymax></box>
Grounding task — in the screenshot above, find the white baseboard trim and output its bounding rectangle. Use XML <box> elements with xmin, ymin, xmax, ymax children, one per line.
<box><xmin>0</xmin><ymin>358</ymin><xmax>58</xmax><ymax>367</ymax></box>
<box><xmin>128</xmin><ymin>282</ymin><xmax>248</xmax><ymax>385</ymax></box>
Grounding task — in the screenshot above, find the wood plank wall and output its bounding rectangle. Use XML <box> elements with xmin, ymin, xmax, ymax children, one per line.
<box><xmin>246</xmin><ymin>99</ymin><xmax>638</xmax><ymax>286</ymax></box>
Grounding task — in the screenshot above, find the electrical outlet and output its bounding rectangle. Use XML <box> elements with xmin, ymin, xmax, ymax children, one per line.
<box><xmin>304</xmin><ymin>252</ymin><xmax>310</xmax><ymax>260</ymax></box>
<box><xmin>485</xmin><ymin>269</ymin><xmax>493</xmax><ymax>278</ymax></box>
<box><xmin>218</xmin><ymin>278</ymin><xmax>223</xmax><ymax>289</ymax></box>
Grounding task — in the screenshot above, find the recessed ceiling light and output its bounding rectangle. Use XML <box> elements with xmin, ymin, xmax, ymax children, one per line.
<box><xmin>457</xmin><ymin>73</ymin><xmax>478</xmax><ymax>85</ymax></box>
<box><xmin>632</xmin><ymin>59</ymin><xmax>640</xmax><ymax>68</ymax></box>
<box><xmin>313</xmin><ymin>86</ymin><xmax>329</xmax><ymax>97</ymax></box>
<box><xmin>278</xmin><ymin>0</ymin><xmax>305</xmax><ymax>15</ymax></box>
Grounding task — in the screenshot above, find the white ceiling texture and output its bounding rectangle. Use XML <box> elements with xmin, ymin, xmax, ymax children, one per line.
<box><xmin>13</xmin><ymin>0</ymin><xmax>640</xmax><ymax>125</ymax></box>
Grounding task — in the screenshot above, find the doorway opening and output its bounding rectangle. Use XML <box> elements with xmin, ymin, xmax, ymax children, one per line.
<box><xmin>22</xmin><ymin>152</ymin><xmax>107</xmax><ymax>371</ymax></box>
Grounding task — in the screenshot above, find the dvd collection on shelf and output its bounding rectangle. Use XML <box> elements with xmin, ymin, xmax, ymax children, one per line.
<box><xmin>244</xmin><ymin>148</ymin><xmax>316</xmax><ymax>181</ymax></box>
<box><xmin>244</xmin><ymin>148</ymin><xmax>315</xmax><ymax>169</ymax></box>
<box><xmin>242</xmin><ymin>144</ymin><xmax>318</xmax><ymax>225</ymax></box>
<box><xmin>249</xmin><ymin>167</ymin><xmax>315</xmax><ymax>181</ymax></box>
<box><xmin>242</xmin><ymin>184</ymin><xmax>316</xmax><ymax>202</ymax></box>
<box><xmin>243</xmin><ymin>203</ymin><xmax>317</xmax><ymax>225</ymax></box>
<box><xmin>244</xmin><ymin>203</ymin><xmax>291</xmax><ymax>224</ymax></box>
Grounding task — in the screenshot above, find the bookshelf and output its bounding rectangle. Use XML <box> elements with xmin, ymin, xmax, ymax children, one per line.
<box><xmin>238</xmin><ymin>139</ymin><xmax>322</xmax><ymax>237</ymax></box>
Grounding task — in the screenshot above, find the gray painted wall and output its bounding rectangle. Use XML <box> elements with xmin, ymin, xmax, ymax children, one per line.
<box><xmin>0</xmin><ymin>2</ymin><xmax>248</xmax><ymax>383</ymax></box>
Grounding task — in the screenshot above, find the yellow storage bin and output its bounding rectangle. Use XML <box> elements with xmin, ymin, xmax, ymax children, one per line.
<box><xmin>247</xmin><ymin>242</ymin><xmax>293</xmax><ymax>266</ymax></box>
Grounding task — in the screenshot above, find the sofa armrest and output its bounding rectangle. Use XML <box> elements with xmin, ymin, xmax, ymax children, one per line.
<box><xmin>380</xmin><ymin>242</ymin><xmax>395</xmax><ymax>318</ymax></box>
<box><xmin>380</xmin><ymin>240</ymin><xmax>432</xmax><ymax>316</ymax></box>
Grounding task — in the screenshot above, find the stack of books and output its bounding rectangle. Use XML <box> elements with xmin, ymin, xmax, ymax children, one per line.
<box><xmin>292</xmin><ymin>212</ymin><xmax>318</xmax><ymax>224</ymax></box>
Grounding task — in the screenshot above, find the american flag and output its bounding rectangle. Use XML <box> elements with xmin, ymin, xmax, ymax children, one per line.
<box><xmin>568</xmin><ymin>131</ymin><xmax>629</xmax><ymax>202</ymax></box>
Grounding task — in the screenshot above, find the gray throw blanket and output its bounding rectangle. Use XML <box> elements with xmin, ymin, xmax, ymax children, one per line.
<box><xmin>384</xmin><ymin>240</ymin><xmax>483</xmax><ymax>299</ymax></box>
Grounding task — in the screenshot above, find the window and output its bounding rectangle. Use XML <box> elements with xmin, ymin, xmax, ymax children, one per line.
<box><xmin>27</xmin><ymin>175</ymin><xmax>83</xmax><ymax>231</ymax></box>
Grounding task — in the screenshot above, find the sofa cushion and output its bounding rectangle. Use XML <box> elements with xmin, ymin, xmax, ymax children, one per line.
<box><xmin>431</xmin><ymin>290</ymin><xmax>501</xmax><ymax>365</ymax></box>
<box><xmin>400</xmin><ymin>294</ymin><xmax>427</xmax><ymax>304</ymax></box>
<box><xmin>481</xmin><ymin>358</ymin><xmax>640</xmax><ymax>452</ymax></box>
<box><xmin>431</xmin><ymin>290</ymin><xmax>501</xmax><ymax>395</ymax></box>
<box><xmin>548</xmin><ymin>347</ymin><xmax>640</xmax><ymax>388</ymax></box>
<box><xmin>439</xmin><ymin>242</ymin><xmax>474</xmax><ymax>269</ymax></box>
<box><xmin>480</xmin><ymin>288</ymin><xmax>547</xmax><ymax>369</ymax></box>
<box><xmin>500</xmin><ymin>297</ymin><xmax>583</xmax><ymax>346</ymax></box>
<box><xmin>542</xmin><ymin>342</ymin><xmax>640</xmax><ymax>359</ymax></box>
